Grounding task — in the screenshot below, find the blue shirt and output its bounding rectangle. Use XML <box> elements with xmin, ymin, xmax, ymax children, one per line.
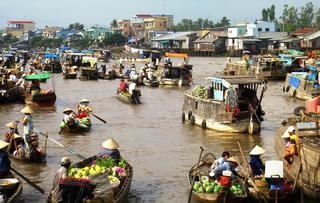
<box><xmin>249</xmin><ymin>155</ymin><xmax>264</xmax><ymax>176</ymax></box>
<box><xmin>97</xmin><ymin>149</ymin><xmax>121</xmax><ymax>161</ymax></box>
<box><xmin>0</xmin><ymin>151</ymin><xmax>11</xmax><ymax>173</ymax></box>
<box><xmin>212</xmin><ymin>161</ymin><xmax>237</xmax><ymax>179</ymax></box>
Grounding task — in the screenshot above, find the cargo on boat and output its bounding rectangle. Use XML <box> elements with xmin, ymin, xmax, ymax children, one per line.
<box><xmin>116</xmin><ymin>90</ymin><xmax>141</xmax><ymax>105</ymax></box>
<box><xmin>42</xmin><ymin>54</ymin><xmax>62</xmax><ymax>73</ymax></box>
<box><xmin>182</xmin><ymin>76</ymin><xmax>265</xmax><ymax>134</ymax></box>
<box><xmin>60</xmin><ymin>117</ymin><xmax>92</xmax><ymax>134</ymax></box>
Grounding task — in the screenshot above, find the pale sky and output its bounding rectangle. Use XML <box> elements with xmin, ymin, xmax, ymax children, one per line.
<box><xmin>0</xmin><ymin>0</ymin><xmax>319</xmax><ymax>28</ymax></box>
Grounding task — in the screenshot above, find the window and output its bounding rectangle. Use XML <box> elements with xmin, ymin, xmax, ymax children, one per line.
<box><xmin>265</xmin><ymin>28</ymin><xmax>270</xmax><ymax>32</ymax></box>
<box><xmin>258</xmin><ymin>28</ymin><xmax>262</xmax><ymax>32</ymax></box>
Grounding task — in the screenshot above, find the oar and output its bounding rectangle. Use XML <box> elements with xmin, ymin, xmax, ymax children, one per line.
<box><xmin>90</xmin><ymin>112</ymin><xmax>106</xmax><ymax>124</ymax></box>
<box><xmin>10</xmin><ymin>167</ymin><xmax>44</xmax><ymax>194</ymax></box>
<box><xmin>33</xmin><ymin>128</ymin><xmax>85</xmax><ymax>160</ymax></box>
<box><xmin>187</xmin><ymin>146</ymin><xmax>204</xmax><ymax>203</ymax></box>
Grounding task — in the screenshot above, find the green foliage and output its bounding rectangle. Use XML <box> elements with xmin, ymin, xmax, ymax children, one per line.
<box><xmin>174</xmin><ymin>17</ymin><xmax>229</xmax><ymax>31</ymax></box>
<box><xmin>215</xmin><ymin>16</ymin><xmax>230</xmax><ymax>27</ymax></box>
<box><xmin>316</xmin><ymin>9</ymin><xmax>320</xmax><ymax>28</ymax></box>
<box><xmin>69</xmin><ymin>22</ymin><xmax>84</xmax><ymax>31</ymax></box>
<box><xmin>110</xmin><ymin>19</ymin><xmax>118</xmax><ymax>28</ymax></box>
<box><xmin>0</xmin><ymin>34</ymin><xmax>19</xmax><ymax>47</ymax></box>
<box><xmin>30</xmin><ymin>36</ymin><xmax>63</xmax><ymax>49</ymax></box>
<box><xmin>261</xmin><ymin>4</ymin><xmax>275</xmax><ymax>22</ymax></box>
<box><xmin>280</xmin><ymin>4</ymin><xmax>299</xmax><ymax>32</ymax></box>
<box><xmin>299</xmin><ymin>2</ymin><xmax>314</xmax><ymax>28</ymax></box>
<box><xmin>69</xmin><ymin>36</ymin><xmax>91</xmax><ymax>49</ymax></box>
<box><xmin>101</xmin><ymin>33</ymin><xmax>126</xmax><ymax>46</ymax></box>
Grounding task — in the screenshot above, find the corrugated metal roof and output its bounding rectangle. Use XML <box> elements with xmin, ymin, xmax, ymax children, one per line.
<box><xmin>8</xmin><ymin>20</ymin><xmax>34</xmax><ymax>24</ymax></box>
<box><xmin>305</xmin><ymin>30</ymin><xmax>320</xmax><ymax>40</ymax></box>
<box><xmin>207</xmin><ymin>76</ymin><xmax>263</xmax><ymax>85</ymax></box>
<box><xmin>151</xmin><ymin>31</ymin><xmax>196</xmax><ymax>41</ymax></box>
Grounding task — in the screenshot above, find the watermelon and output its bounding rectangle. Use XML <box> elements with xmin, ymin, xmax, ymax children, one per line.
<box><xmin>193</xmin><ymin>182</ymin><xmax>201</xmax><ymax>191</ymax></box>
<box><xmin>197</xmin><ymin>186</ymin><xmax>203</xmax><ymax>193</ymax></box>
<box><xmin>205</xmin><ymin>185</ymin><xmax>214</xmax><ymax>193</ymax></box>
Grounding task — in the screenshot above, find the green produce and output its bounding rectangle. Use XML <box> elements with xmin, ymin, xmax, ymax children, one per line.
<box><xmin>193</xmin><ymin>182</ymin><xmax>201</xmax><ymax>191</ymax></box>
<box><xmin>197</xmin><ymin>186</ymin><xmax>203</xmax><ymax>193</ymax></box>
<box><xmin>205</xmin><ymin>185</ymin><xmax>214</xmax><ymax>193</ymax></box>
<box><xmin>192</xmin><ymin>85</ymin><xmax>208</xmax><ymax>99</ymax></box>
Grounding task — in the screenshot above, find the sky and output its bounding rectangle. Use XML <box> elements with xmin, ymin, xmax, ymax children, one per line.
<box><xmin>0</xmin><ymin>0</ymin><xmax>319</xmax><ymax>28</ymax></box>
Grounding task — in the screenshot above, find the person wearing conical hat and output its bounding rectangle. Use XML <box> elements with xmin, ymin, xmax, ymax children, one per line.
<box><xmin>4</xmin><ymin>121</ymin><xmax>19</xmax><ymax>142</ymax></box>
<box><xmin>61</xmin><ymin>108</ymin><xmax>78</xmax><ymax>129</ymax></box>
<box><xmin>97</xmin><ymin>138</ymin><xmax>121</xmax><ymax>162</ymax></box>
<box><xmin>21</xmin><ymin>105</ymin><xmax>34</xmax><ymax>157</ymax></box>
<box><xmin>0</xmin><ymin>140</ymin><xmax>11</xmax><ymax>178</ymax></box>
<box><xmin>77</xmin><ymin>99</ymin><xmax>92</xmax><ymax>117</ymax></box>
<box><xmin>249</xmin><ymin>145</ymin><xmax>265</xmax><ymax>177</ymax></box>
<box><xmin>211</xmin><ymin>155</ymin><xmax>241</xmax><ymax>180</ymax></box>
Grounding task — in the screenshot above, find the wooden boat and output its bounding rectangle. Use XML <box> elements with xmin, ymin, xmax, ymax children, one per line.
<box><xmin>98</xmin><ymin>70</ymin><xmax>117</xmax><ymax>80</ymax></box>
<box><xmin>0</xmin><ymin>177</ymin><xmax>23</xmax><ymax>203</ymax></box>
<box><xmin>60</xmin><ymin>117</ymin><xmax>92</xmax><ymax>134</ymax></box>
<box><xmin>282</xmin><ymin>65</ymin><xmax>320</xmax><ymax>100</ymax></box>
<box><xmin>188</xmin><ymin>153</ymin><xmax>247</xmax><ymax>203</ymax></box>
<box><xmin>275</xmin><ymin>117</ymin><xmax>320</xmax><ymax>198</ymax></box>
<box><xmin>63</xmin><ymin>72</ymin><xmax>77</xmax><ymax>79</ymax></box>
<box><xmin>79</xmin><ymin>67</ymin><xmax>99</xmax><ymax>80</ymax></box>
<box><xmin>42</xmin><ymin>54</ymin><xmax>62</xmax><ymax>73</ymax></box>
<box><xmin>143</xmin><ymin>78</ymin><xmax>159</xmax><ymax>87</ymax></box>
<box><xmin>116</xmin><ymin>91</ymin><xmax>141</xmax><ymax>105</ymax></box>
<box><xmin>182</xmin><ymin>76</ymin><xmax>265</xmax><ymax>134</ymax></box>
<box><xmin>157</xmin><ymin>64</ymin><xmax>193</xmax><ymax>86</ymax></box>
<box><xmin>24</xmin><ymin>91</ymin><xmax>56</xmax><ymax>106</ymax></box>
<box><xmin>48</xmin><ymin>156</ymin><xmax>133</xmax><ymax>203</ymax></box>
<box><xmin>0</xmin><ymin>85</ymin><xmax>24</xmax><ymax>104</ymax></box>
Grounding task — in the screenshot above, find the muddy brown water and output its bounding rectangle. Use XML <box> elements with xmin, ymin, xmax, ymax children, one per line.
<box><xmin>0</xmin><ymin>57</ymin><xmax>314</xmax><ymax>202</ymax></box>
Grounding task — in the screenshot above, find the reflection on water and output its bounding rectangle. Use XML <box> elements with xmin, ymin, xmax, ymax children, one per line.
<box><xmin>0</xmin><ymin>57</ymin><xmax>314</xmax><ymax>202</ymax></box>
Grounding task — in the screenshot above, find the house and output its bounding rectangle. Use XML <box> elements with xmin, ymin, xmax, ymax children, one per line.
<box><xmin>86</xmin><ymin>27</ymin><xmax>112</xmax><ymax>41</ymax></box>
<box><xmin>301</xmin><ymin>30</ymin><xmax>320</xmax><ymax>49</ymax></box>
<box><xmin>258</xmin><ymin>32</ymin><xmax>289</xmax><ymax>50</ymax></box>
<box><xmin>7</xmin><ymin>20</ymin><xmax>36</xmax><ymax>38</ymax></box>
<box><xmin>291</xmin><ymin>27</ymin><xmax>317</xmax><ymax>38</ymax></box>
<box><xmin>112</xmin><ymin>20</ymin><xmax>132</xmax><ymax>37</ymax></box>
<box><xmin>151</xmin><ymin>31</ymin><xmax>197</xmax><ymax>49</ymax></box>
<box><xmin>42</xmin><ymin>26</ymin><xmax>62</xmax><ymax>38</ymax></box>
<box><xmin>193</xmin><ymin>31</ymin><xmax>227</xmax><ymax>53</ymax></box>
<box><xmin>144</xmin><ymin>16</ymin><xmax>170</xmax><ymax>41</ymax></box>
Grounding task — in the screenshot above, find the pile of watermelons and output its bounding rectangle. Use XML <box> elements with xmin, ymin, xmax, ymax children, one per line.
<box><xmin>193</xmin><ymin>180</ymin><xmax>223</xmax><ymax>194</ymax></box>
<box><xmin>192</xmin><ymin>85</ymin><xmax>207</xmax><ymax>99</ymax></box>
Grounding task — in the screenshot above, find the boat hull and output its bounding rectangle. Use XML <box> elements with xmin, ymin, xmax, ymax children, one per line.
<box><xmin>0</xmin><ymin>86</ymin><xmax>24</xmax><ymax>104</ymax></box>
<box><xmin>25</xmin><ymin>92</ymin><xmax>56</xmax><ymax>106</ymax></box>
<box><xmin>159</xmin><ymin>78</ymin><xmax>190</xmax><ymax>86</ymax></box>
<box><xmin>116</xmin><ymin>92</ymin><xmax>141</xmax><ymax>105</ymax></box>
<box><xmin>63</xmin><ymin>73</ymin><xmax>77</xmax><ymax>79</ymax></box>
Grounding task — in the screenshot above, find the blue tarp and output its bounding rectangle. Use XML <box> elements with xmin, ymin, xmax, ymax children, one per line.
<box><xmin>45</xmin><ymin>54</ymin><xmax>59</xmax><ymax>58</ymax></box>
<box><xmin>288</xmin><ymin>76</ymin><xmax>301</xmax><ymax>89</ymax></box>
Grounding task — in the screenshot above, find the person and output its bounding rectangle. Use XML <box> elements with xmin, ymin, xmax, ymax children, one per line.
<box><xmin>119</xmin><ymin>79</ymin><xmax>128</xmax><ymax>92</ymax></box>
<box><xmin>21</xmin><ymin>105</ymin><xmax>34</xmax><ymax>157</ymax></box>
<box><xmin>210</xmin><ymin>156</ymin><xmax>241</xmax><ymax>180</ymax></box>
<box><xmin>77</xmin><ymin>99</ymin><xmax>92</xmax><ymax>117</ymax></box>
<box><xmin>0</xmin><ymin>140</ymin><xmax>11</xmax><ymax>178</ymax></box>
<box><xmin>30</xmin><ymin>79</ymin><xmax>41</xmax><ymax>92</ymax></box>
<box><xmin>51</xmin><ymin>157</ymin><xmax>72</xmax><ymax>203</ymax></box>
<box><xmin>282</xmin><ymin>126</ymin><xmax>297</xmax><ymax>164</ymax></box>
<box><xmin>210</xmin><ymin>151</ymin><xmax>231</xmax><ymax>170</ymax></box>
<box><xmin>129</xmin><ymin>82</ymin><xmax>137</xmax><ymax>95</ymax></box>
<box><xmin>4</xmin><ymin>121</ymin><xmax>19</xmax><ymax>142</ymax></box>
<box><xmin>248</xmin><ymin>145</ymin><xmax>265</xmax><ymax>177</ymax></box>
<box><xmin>9</xmin><ymin>71</ymin><xmax>17</xmax><ymax>83</ymax></box>
<box><xmin>97</xmin><ymin>138</ymin><xmax>121</xmax><ymax>162</ymax></box>
<box><xmin>288</xmin><ymin>126</ymin><xmax>300</xmax><ymax>156</ymax></box>
<box><xmin>15</xmin><ymin>73</ymin><xmax>27</xmax><ymax>89</ymax></box>
<box><xmin>8</xmin><ymin>134</ymin><xmax>25</xmax><ymax>159</ymax></box>
<box><xmin>62</xmin><ymin>108</ymin><xmax>77</xmax><ymax>128</ymax></box>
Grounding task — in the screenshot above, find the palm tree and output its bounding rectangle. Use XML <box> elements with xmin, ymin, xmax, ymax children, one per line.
<box><xmin>110</xmin><ymin>19</ymin><xmax>118</xmax><ymax>28</ymax></box>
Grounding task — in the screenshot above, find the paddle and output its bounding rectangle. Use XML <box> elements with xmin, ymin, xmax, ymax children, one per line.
<box><xmin>187</xmin><ymin>146</ymin><xmax>204</xmax><ymax>203</ymax></box>
<box><xmin>90</xmin><ymin>112</ymin><xmax>106</xmax><ymax>124</ymax></box>
<box><xmin>33</xmin><ymin>128</ymin><xmax>86</xmax><ymax>160</ymax></box>
<box><xmin>10</xmin><ymin>167</ymin><xmax>44</xmax><ymax>194</ymax></box>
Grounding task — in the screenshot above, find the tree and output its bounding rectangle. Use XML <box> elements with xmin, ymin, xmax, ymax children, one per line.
<box><xmin>29</xmin><ymin>36</ymin><xmax>63</xmax><ymax>49</ymax></box>
<box><xmin>0</xmin><ymin>33</ymin><xmax>19</xmax><ymax>48</ymax></box>
<box><xmin>269</xmin><ymin>5</ymin><xmax>276</xmax><ymax>22</ymax></box>
<box><xmin>68</xmin><ymin>22</ymin><xmax>84</xmax><ymax>30</ymax></box>
<box><xmin>299</xmin><ymin>2</ymin><xmax>314</xmax><ymax>28</ymax></box>
<box><xmin>110</xmin><ymin>19</ymin><xmax>118</xmax><ymax>28</ymax></box>
<box><xmin>316</xmin><ymin>8</ymin><xmax>320</xmax><ymax>27</ymax></box>
<box><xmin>262</xmin><ymin>9</ymin><xmax>269</xmax><ymax>21</ymax></box>
<box><xmin>102</xmin><ymin>33</ymin><xmax>126</xmax><ymax>46</ymax></box>
<box><xmin>280</xmin><ymin>4</ymin><xmax>299</xmax><ymax>32</ymax></box>
<box><xmin>215</xmin><ymin>16</ymin><xmax>230</xmax><ymax>27</ymax></box>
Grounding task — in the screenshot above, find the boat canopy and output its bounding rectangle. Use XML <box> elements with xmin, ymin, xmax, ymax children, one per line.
<box><xmin>66</xmin><ymin>53</ymin><xmax>86</xmax><ymax>56</ymax></box>
<box><xmin>25</xmin><ymin>72</ymin><xmax>51</xmax><ymax>80</ymax></box>
<box><xmin>165</xmin><ymin>52</ymin><xmax>188</xmax><ymax>58</ymax></box>
<box><xmin>207</xmin><ymin>76</ymin><xmax>263</xmax><ymax>87</ymax></box>
<box><xmin>45</xmin><ymin>54</ymin><xmax>59</xmax><ymax>59</ymax></box>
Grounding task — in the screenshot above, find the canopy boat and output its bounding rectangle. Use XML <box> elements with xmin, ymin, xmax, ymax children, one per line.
<box><xmin>48</xmin><ymin>156</ymin><xmax>132</xmax><ymax>203</ymax></box>
<box><xmin>60</xmin><ymin>116</ymin><xmax>92</xmax><ymax>134</ymax></box>
<box><xmin>42</xmin><ymin>54</ymin><xmax>62</xmax><ymax>73</ymax></box>
<box><xmin>283</xmin><ymin>65</ymin><xmax>320</xmax><ymax>100</ymax></box>
<box><xmin>156</xmin><ymin>64</ymin><xmax>193</xmax><ymax>86</ymax></box>
<box><xmin>0</xmin><ymin>177</ymin><xmax>23</xmax><ymax>203</ymax></box>
<box><xmin>24</xmin><ymin>73</ymin><xmax>56</xmax><ymax>106</ymax></box>
<box><xmin>189</xmin><ymin>153</ymin><xmax>247</xmax><ymax>203</ymax></box>
<box><xmin>116</xmin><ymin>90</ymin><xmax>141</xmax><ymax>105</ymax></box>
<box><xmin>182</xmin><ymin>76</ymin><xmax>265</xmax><ymax>134</ymax></box>
<box><xmin>79</xmin><ymin>56</ymin><xmax>99</xmax><ymax>80</ymax></box>
<box><xmin>62</xmin><ymin>66</ymin><xmax>77</xmax><ymax>79</ymax></box>
<box><xmin>92</xmin><ymin>49</ymin><xmax>112</xmax><ymax>63</ymax></box>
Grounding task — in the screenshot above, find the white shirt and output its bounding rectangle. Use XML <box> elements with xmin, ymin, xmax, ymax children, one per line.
<box><xmin>129</xmin><ymin>83</ymin><xmax>136</xmax><ymax>94</ymax></box>
<box><xmin>9</xmin><ymin>74</ymin><xmax>17</xmax><ymax>83</ymax></box>
<box><xmin>147</xmin><ymin>71</ymin><xmax>153</xmax><ymax>80</ymax></box>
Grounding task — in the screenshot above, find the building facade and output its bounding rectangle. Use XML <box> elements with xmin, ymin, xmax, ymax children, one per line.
<box><xmin>7</xmin><ymin>20</ymin><xmax>36</xmax><ymax>38</ymax></box>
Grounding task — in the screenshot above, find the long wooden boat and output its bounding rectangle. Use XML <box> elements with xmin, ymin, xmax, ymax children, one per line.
<box><xmin>0</xmin><ymin>177</ymin><xmax>23</xmax><ymax>203</ymax></box>
<box><xmin>24</xmin><ymin>91</ymin><xmax>56</xmax><ymax>106</ymax></box>
<box><xmin>42</xmin><ymin>62</ymin><xmax>62</xmax><ymax>73</ymax></box>
<box><xmin>157</xmin><ymin>64</ymin><xmax>193</xmax><ymax>86</ymax></box>
<box><xmin>188</xmin><ymin>153</ymin><xmax>247</xmax><ymax>203</ymax></box>
<box><xmin>63</xmin><ymin>72</ymin><xmax>77</xmax><ymax>79</ymax></box>
<box><xmin>0</xmin><ymin>85</ymin><xmax>24</xmax><ymax>104</ymax></box>
<box><xmin>48</xmin><ymin>156</ymin><xmax>132</xmax><ymax>203</ymax></box>
<box><xmin>283</xmin><ymin>67</ymin><xmax>320</xmax><ymax>100</ymax></box>
<box><xmin>60</xmin><ymin>117</ymin><xmax>92</xmax><ymax>134</ymax></box>
<box><xmin>79</xmin><ymin>67</ymin><xmax>99</xmax><ymax>80</ymax></box>
<box><xmin>143</xmin><ymin>78</ymin><xmax>159</xmax><ymax>87</ymax></box>
<box><xmin>116</xmin><ymin>91</ymin><xmax>141</xmax><ymax>105</ymax></box>
<box><xmin>275</xmin><ymin>118</ymin><xmax>320</xmax><ymax>198</ymax></box>
<box><xmin>182</xmin><ymin>76</ymin><xmax>265</xmax><ymax>134</ymax></box>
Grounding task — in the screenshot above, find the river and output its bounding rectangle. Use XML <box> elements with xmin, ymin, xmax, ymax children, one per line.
<box><xmin>0</xmin><ymin>57</ymin><xmax>313</xmax><ymax>202</ymax></box>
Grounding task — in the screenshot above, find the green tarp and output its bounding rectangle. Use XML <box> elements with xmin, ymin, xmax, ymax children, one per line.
<box><xmin>25</xmin><ymin>72</ymin><xmax>51</xmax><ymax>80</ymax></box>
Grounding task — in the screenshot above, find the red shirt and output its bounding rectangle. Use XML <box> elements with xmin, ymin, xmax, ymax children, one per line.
<box><xmin>78</xmin><ymin>111</ymin><xmax>88</xmax><ymax>119</ymax></box>
<box><xmin>119</xmin><ymin>81</ymin><xmax>128</xmax><ymax>91</ymax></box>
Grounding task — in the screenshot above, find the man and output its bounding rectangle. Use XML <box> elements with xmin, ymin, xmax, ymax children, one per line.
<box><xmin>249</xmin><ymin>145</ymin><xmax>265</xmax><ymax>177</ymax></box>
<box><xmin>210</xmin><ymin>156</ymin><xmax>241</xmax><ymax>180</ymax></box>
<box><xmin>210</xmin><ymin>151</ymin><xmax>231</xmax><ymax>171</ymax></box>
<box><xmin>0</xmin><ymin>140</ymin><xmax>11</xmax><ymax>178</ymax></box>
<box><xmin>51</xmin><ymin>157</ymin><xmax>71</xmax><ymax>203</ymax></box>
<box><xmin>129</xmin><ymin>82</ymin><xmax>137</xmax><ymax>95</ymax></box>
<box><xmin>119</xmin><ymin>79</ymin><xmax>128</xmax><ymax>92</ymax></box>
<box><xmin>288</xmin><ymin>126</ymin><xmax>300</xmax><ymax>156</ymax></box>
<box><xmin>62</xmin><ymin>108</ymin><xmax>77</xmax><ymax>128</ymax></box>
<box><xmin>98</xmin><ymin>138</ymin><xmax>121</xmax><ymax>162</ymax></box>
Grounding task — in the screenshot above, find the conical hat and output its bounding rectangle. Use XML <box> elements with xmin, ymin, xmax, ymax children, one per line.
<box><xmin>20</xmin><ymin>106</ymin><xmax>33</xmax><ymax>114</ymax></box>
<box><xmin>281</xmin><ymin>126</ymin><xmax>294</xmax><ymax>138</ymax></box>
<box><xmin>227</xmin><ymin>156</ymin><xmax>239</xmax><ymax>165</ymax></box>
<box><xmin>249</xmin><ymin>145</ymin><xmax>265</xmax><ymax>155</ymax></box>
<box><xmin>63</xmin><ymin>108</ymin><xmax>73</xmax><ymax>114</ymax></box>
<box><xmin>102</xmin><ymin>138</ymin><xmax>119</xmax><ymax>150</ymax></box>
<box><xmin>80</xmin><ymin>99</ymin><xmax>90</xmax><ymax>104</ymax></box>
<box><xmin>0</xmin><ymin>140</ymin><xmax>9</xmax><ymax>149</ymax></box>
<box><xmin>6</xmin><ymin>121</ymin><xmax>17</xmax><ymax>129</ymax></box>
<box><xmin>13</xmin><ymin>134</ymin><xmax>22</xmax><ymax>139</ymax></box>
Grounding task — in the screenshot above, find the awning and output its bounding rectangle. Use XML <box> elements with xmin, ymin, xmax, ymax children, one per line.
<box><xmin>25</xmin><ymin>73</ymin><xmax>51</xmax><ymax>80</ymax></box>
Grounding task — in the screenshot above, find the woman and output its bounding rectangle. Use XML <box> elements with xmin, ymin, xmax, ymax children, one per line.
<box><xmin>248</xmin><ymin>145</ymin><xmax>265</xmax><ymax>177</ymax></box>
<box><xmin>97</xmin><ymin>138</ymin><xmax>121</xmax><ymax>162</ymax></box>
<box><xmin>4</xmin><ymin>121</ymin><xmax>19</xmax><ymax>142</ymax></box>
<box><xmin>0</xmin><ymin>140</ymin><xmax>11</xmax><ymax>178</ymax></box>
<box><xmin>21</xmin><ymin>105</ymin><xmax>33</xmax><ymax>158</ymax></box>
